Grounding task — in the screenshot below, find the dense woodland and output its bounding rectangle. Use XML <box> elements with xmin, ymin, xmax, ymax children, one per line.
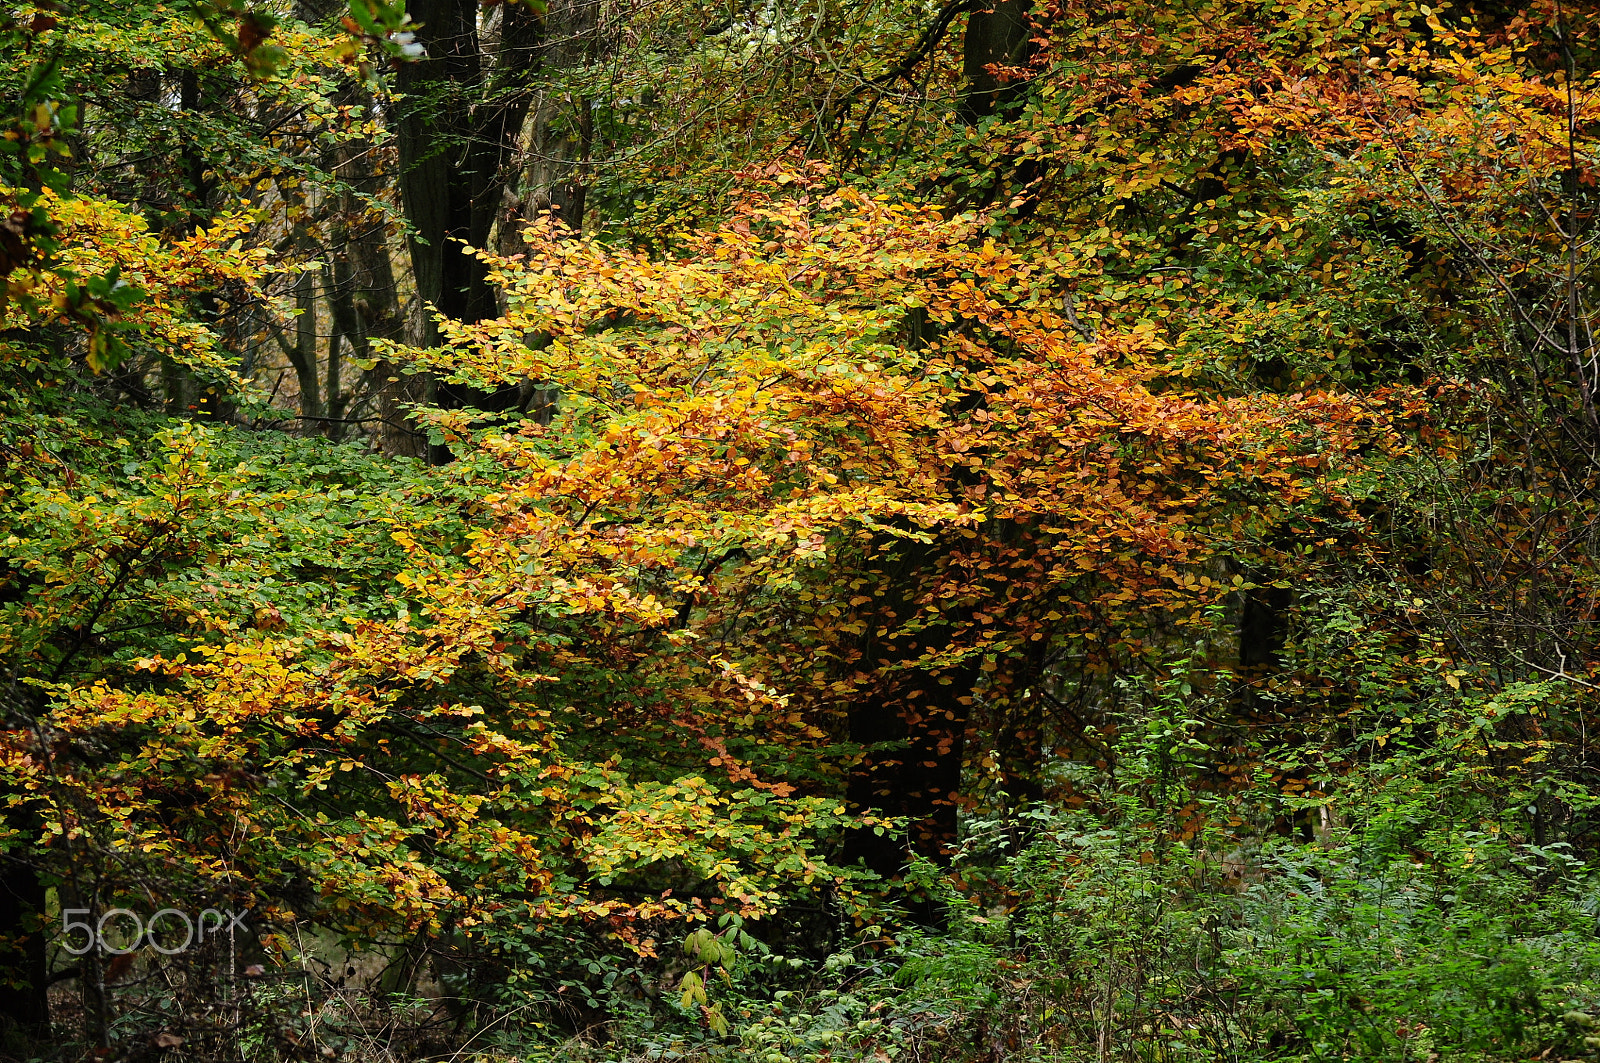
<box><xmin>0</xmin><ymin>0</ymin><xmax>1598</xmax><ymax>1059</ymax></box>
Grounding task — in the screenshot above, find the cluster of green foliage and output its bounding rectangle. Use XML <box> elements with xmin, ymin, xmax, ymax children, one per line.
<box><xmin>471</xmin><ymin>668</ymin><xmax>1600</xmax><ymax>1063</ymax></box>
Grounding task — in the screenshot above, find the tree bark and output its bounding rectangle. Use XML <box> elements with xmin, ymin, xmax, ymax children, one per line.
<box><xmin>513</xmin><ymin>0</ymin><xmax>597</xmax><ymax>243</ymax></box>
<box><xmin>395</xmin><ymin>0</ymin><xmax>544</xmax><ymax>462</ymax></box>
<box><xmin>0</xmin><ymin>679</ymin><xmax>49</xmax><ymax>1044</ymax></box>
<box><xmin>842</xmin><ymin>535</ymin><xmax>982</xmax><ymax>926</ymax></box>
<box><xmin>959</xmin><ymin>0</ymin><xmax>1034</xmax><ymax>126</ymax></box>
<box><xmin>319</xmin><ymin>77</ymin><xmax>415</xmax><ymax>455</ymax></box>
<box><xmin>0</xmin><ymin>850</ymin><xmax>49</xmax><ymax>1043</ymax></box>
<box><xmin>287</xmin><ymin>267</ymin><xmax>325</xmax><ymax>429</ymax></box>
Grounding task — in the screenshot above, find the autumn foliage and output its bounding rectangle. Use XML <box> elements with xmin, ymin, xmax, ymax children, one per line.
<box><xmin>0</xmin><ymin>0</ymin><xmax>1597</xmax><ymax>1059</ymax></box>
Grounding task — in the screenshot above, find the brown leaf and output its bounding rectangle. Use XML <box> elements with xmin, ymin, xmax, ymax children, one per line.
<box><xmin>103</xmin><ymin>952</ymin><xmax>135</xmax><ymax>984</ymax></box>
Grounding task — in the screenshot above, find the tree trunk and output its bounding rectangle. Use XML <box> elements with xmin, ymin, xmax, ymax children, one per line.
<box><xmin>0</xmin><ymin>850</ymin><xmax>49</xmax><ymax>1043</ymax></box>
<box><xmin>0</xmin><ymin>679</ymin><xmax>48</xmax><ymax>1043</ymax></box>
<box><xmin>960</xmin><ymin>0</ymin><xmax>1034</xmax><ymax>126</ymax></box>
<box><xmin>321</xmin><ymin>78</ymin><xmax>415</xmax><ymax>455</ymax></box>
<box><xmin>1235</xmin><ymin>551</ymin><xmax>1291</xmax><ymax>717</ymax></box>
<box><xmin>841</xmin><ymin>3</ymin><xmax>1051</xmax><ymax>895</ymax></box>
<box><xmin>171</xmin><ymin>69</ymin><xmax>228</xmax><ymax>419</ymax></box>
<box><xmin>513</xmin><ymin>0</ymin><xmax>596</xmax><ymax>242</ymax></box>
<box><xmin>842</xmin><ymin>536</ymin><xmax>982</xmax><ymax>924</ymax></box>
<box><xmin>395</xmin><ymin>0</ymin><xmax>543</xmax><ymax>462</ymax></box>
<box><xmin>288</xmin><ymin>267</ymin><xmax>324</xmax><ymax>429</ymax></box>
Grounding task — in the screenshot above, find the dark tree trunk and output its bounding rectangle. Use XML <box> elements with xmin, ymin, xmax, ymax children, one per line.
<box><xmin>0</xmin><ymin>679</ymin><xmax>48</xmax><ymax>1041</ymax></box>
<box><xmin>842</xmin><ymin>537</ymin><xmax>982</xmax><ymax>926</ymax></box>
<box><xmin>1237</xmin><ymin>577</ymin><xmax>1290</xmax><ymax>713</ymax></box>
<box><xmin>993</xmin><ymin>629</ymin><xmax>1049</xmax><ymax>805</ymax></box>
<box><xmin>0</xmin><ymin>850</ymin><xmax>49</xmax><ymax>1042</ymax></box>
<box><xmin>172</xmin><ymin>70</ymin><xmax>228</xmax><ymax>420</ymax></box>
<box><xmin>840</xmin><ymin>308</ymin><xmax>988</xmax><ymax>925</ymax></box>
<box><xmin>1237</xmin><ymin>572</ymin><xmax>1308</xmax><ymax>838</ymax></box>
<box><xmin>959</xmin><ymin>0</ymin><xmax>1035</xmax><ymax>126</ymax></box>
<box><xmin>395</xmin><ymin>0</ymin><xmax>543</xmax><ymax>462</ymax></box>
<box><xmin>843</xmin><ymin>3</ymin><xmax>1052</xmax><ymax>890</ymax></box>
<box><xmin>844</xmin><ymin>660</ymin><xmax>980</xmax><ymax>870</ymax></box>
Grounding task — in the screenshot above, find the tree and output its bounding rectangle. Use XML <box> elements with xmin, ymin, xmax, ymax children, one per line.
<box><xmin>407</xmin><ymin>172</ymin><xmax>1391</xmax><ymax>884</ymax></box>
